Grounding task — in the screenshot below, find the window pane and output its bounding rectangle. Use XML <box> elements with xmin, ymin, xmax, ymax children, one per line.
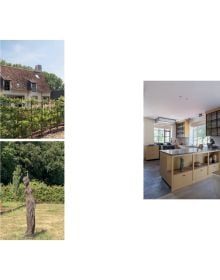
<box><xmin>192</xmin><ymin>125</ymin><xmax>207</xmax><ymax>146</ymax></box>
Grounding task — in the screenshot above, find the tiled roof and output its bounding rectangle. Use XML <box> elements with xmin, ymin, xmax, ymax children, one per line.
<box><xmin>0</xmin><ymin>65</ymin><xmax>50</xmax><ymax>93</ymax></box>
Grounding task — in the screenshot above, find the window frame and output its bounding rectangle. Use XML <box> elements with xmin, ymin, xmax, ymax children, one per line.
<box><xmin>191</xmin><ymin>125</ymin><xmax>210</xmax><ymax>146</ymax></box>
<box><xmin>154</xmin><ymin>127</ymin><xmax>171</xmax><ymax>143</ymax></box>
<box><xmin>31</xmin><ymin>82</ymin><xmax>37</xmax><ymax>92</ymax></box>
<box><xmin>4</xmin><ymin>80</ymin><xmax>11</xmax><ymax>91</ymax></box>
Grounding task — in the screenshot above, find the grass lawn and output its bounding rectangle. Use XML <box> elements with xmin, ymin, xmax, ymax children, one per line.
<box><xmin>0</xmin><ymin>203</ymin><xmax>64</xmax><ymax>240</ymax></box>
<box><xmin>1</xmin><ymin>201</ymin><xmax>23</xmax><ymax>209</ymax></box>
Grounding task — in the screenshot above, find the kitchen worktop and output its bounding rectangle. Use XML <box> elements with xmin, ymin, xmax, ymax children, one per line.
<box><xmin>160</xmin><ymin>147</ymin><xmax>220</xmax><ymax>156</ymax></box>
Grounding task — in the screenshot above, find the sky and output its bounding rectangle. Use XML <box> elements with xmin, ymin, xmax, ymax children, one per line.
<box><xmin>0</xmin><ymin>40</ymin><xmax>64</xmax><ymax>80</ymax></box>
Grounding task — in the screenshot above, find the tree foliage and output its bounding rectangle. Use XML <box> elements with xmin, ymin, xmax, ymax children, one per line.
<box><xmin>0</xmin><ymin>59</ymin><xmax>33</xmax><ymax>70</ymax></box>
<box><xmin>43</xmin><ymin>72</ymin><xmax>64</xmax><ymax>90</ymax></box>
<box><xmin>0</xmin><ymin>142</ymin><xmax>64</xmax><ymax>186</ymax></box>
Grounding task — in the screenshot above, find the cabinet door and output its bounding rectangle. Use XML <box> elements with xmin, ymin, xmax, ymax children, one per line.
<box><xmin>207</xmin><ymin>113</ymin><xmax>212</xmax><ymax>121</ymax></box>
<box><xmin>209</xmin><ymin>163</ymin><xmax>219</xmax><ymax>174</ymax></box>
<box><xmin>212</xmin><ymin>112</ymin><xmax>217</xmax><ymax>120</ymax></box>
<box><xmin>212</xmin><ymin>120</ymin><xmax>217</xmax><ymax>128</ymax></box>
<box><xmin>207</xmin><ymin>121</ymin><xmax>212</xmax><ymax>129</ymax></box>
<box><xmin>211</xmin><ymin>128</ymin><xmax>217</xmax><ymax>136</ymax></box>
<box><xmin>193</xmin><ymin>167</ymin><xmax>208</xmax><ymax>182</ymax></box>
<box><xmin>206</xmin><ymin>128</ymin><xmax>211</xmax><ymax>136</ymax></box>
<box><xmin>173</xmin><ymin>171</ymin><xmax>193</xmax><ymax>191</ymax></box>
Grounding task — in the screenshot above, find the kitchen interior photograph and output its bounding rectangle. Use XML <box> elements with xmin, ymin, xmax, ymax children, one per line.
<box><xmin>144</xmin><ymin>81</ymin><xmax>220</xmax><ymax>199</ymax></box>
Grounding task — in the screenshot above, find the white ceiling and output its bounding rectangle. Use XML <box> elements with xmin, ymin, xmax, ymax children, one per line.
<box><xmin>144</xmin><ymin>81</ymin><xmax>220</xmax><ymax>121</ymax></box>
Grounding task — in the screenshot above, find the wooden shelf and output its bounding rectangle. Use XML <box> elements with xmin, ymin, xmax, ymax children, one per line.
<box><xmin>160</xmin><ymin>149</ymin><xmax>220</xmax><ymax>191</ymax></box>
<box><xmin>173</xmin><ymin>167</ymin><xmax>193</xmax><ymax>175</ymax></box>
<box><xmin>176</xmin><ymin>120</ymin><xmax>189</xmax><ymax>138</ymax></box>
<box><xmin>194</xmin><ymin>163</ymin><xmax>208</xmax><ymax>169</ymax></box>
<box><xmin>209</xmin><ymin>162</ymin><xmax>219</xmax><ymax>165</ymax></box>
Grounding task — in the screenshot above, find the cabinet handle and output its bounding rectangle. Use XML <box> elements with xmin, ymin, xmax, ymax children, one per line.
<box><xmin>182</xmin><ymin>174</ymin><xmax>186</xmax><ymax>176</ymax></box>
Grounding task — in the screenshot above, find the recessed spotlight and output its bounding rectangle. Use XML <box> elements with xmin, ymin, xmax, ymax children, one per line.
<box><xmin>179</xmin><ymin>96</ymin><xmax>182</xmax><ymax>98</ymax></box>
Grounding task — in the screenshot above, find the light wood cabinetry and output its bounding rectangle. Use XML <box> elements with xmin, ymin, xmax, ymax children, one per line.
<box><xmin>193</xmin><ymin>166</ymin><xmax>208</xmax><ymax>182</ymax></box>
<box><xmin>144</xmin><ymin>145</ymin><xmax>159</xmax><ymax>160</ymax></box>
<box><xmin>176</xmin><ymin>120</ymin><xmax>189</xmax><ymax>138</ymax></box>
<box><xmin>209</xmin><ymin>163</ymin><xmax>219</xmax><ymax>174</ymax></box>
<box><xmin>160</xmin><ymin>149</ymin><xmax>220</xmax><ymax>191</ymax></box>
<box><xmin>173</xmin><ymin>171</ymin><xmax>193</xmax><ymax>191</ymax></box>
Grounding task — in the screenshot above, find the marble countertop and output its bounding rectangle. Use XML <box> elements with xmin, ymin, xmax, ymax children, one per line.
<box><xmin>161</xmin><ymin>147</ymin><xmax>220</xmax><ymax>156</ymax></box>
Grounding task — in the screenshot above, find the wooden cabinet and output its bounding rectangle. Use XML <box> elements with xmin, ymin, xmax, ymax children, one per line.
<box><xmin>209</xmin><ymin>163</ymin><xmax>219</xmax><ymax>174</ymax></box>
<box><xmin>193</xmin><ymin>166</ymin><xmax>208</xmax><ymax>182</ymax></box>
<box><xmin>144</xmin><ymin>145</ymin><xmax>159</xmax><ymax>160</ymax></box>
<box><xmin>206</xmin><ymin>107</ymin><xmax>220</xmax><ymax>136</ymax></box>
<box><xmin>160</xmin><ymin>150</ymin><xmax>220</xmax><ymax>192</ymax></box>
<box><xmin>173</xmin><ymin>171</ymin><xmax>193</xmax><ymax>191</ymax></box>
<box><xmin>176</xmin><ymin>120</ymin><xmax>189</xmax><ymax>138</ymax></box>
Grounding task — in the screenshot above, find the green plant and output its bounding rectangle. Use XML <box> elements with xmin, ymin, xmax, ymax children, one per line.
<box><xmin>0</xmin><ymin>96</ymin><xmax>64</xmax><ymax>138</ymax></box>
<box><xmin>0</xmin><ymin>181</ymin><xmax>64</xmax><ymax>204</ymax></box>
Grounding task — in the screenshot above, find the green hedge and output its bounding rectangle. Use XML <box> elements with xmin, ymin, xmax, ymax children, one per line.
<box><xmin>0</xmin><ymin>180</ymin><xmax>64</xmax><ymax>204</ymax></box>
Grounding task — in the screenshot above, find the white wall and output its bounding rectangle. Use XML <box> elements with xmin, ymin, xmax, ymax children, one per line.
<box><xmin>144</xmin><ymin>119</ymin><xmax>177</xmax><ymax>146</ymax></box>
<box><xmin>144</xmin><ymin>118</ymin><xmax>154</xmax><ymax>146</ymax></box>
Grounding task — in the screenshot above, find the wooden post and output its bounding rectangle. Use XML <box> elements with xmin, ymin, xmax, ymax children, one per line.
<box><xmin>23</xmin><ymin>176</ymin><xmax>35</xmax><ymax>237</ymax></box>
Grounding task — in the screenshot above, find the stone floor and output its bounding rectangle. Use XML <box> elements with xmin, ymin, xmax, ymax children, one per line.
<box><xmin>144</xmin><ymin>160</ymin><xmax>220</xmax><ymax>199</ymax></box>
<box><xmin>144</xmin><ymin>160</ymin><xmax>171</xmax><ymax>199</ymax></box>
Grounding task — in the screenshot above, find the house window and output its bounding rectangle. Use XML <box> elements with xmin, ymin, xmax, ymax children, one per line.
<box><xmin>154</xmin><ymin>128</ymin><xmax>171</xmax><ymax>143</ymax></box>
<box><xmin>191</xmin><ymin>125</ymin><xmax>210</xmax><ymax>146</ymax></box>
<box><xmin>4</xmin><ymin>80</ymin><xmax>10</xmax><ymax>91</ymax></box>
<box><xmin>31</xmin><ymin>83</ymin><xmax>37</xmax><ymax>92</ymax></box>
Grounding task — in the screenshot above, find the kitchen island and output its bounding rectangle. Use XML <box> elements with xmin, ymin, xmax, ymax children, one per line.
<box><xmin>160</xmin><ymin>148</ymin><xmax>220</xmax><ymax>191</ymax></box>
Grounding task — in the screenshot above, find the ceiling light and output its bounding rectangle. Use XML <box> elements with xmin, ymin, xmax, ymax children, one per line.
<box><xmin>155</xmin><ymin>117</ymin><xmax>176</xmax><ymax>124</ymax></box>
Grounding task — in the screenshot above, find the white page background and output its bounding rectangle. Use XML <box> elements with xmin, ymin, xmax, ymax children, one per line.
<box><xmin>1</xmin><ymin>1</ymin><xmax>220</xmax><ymax>279</ymax></box>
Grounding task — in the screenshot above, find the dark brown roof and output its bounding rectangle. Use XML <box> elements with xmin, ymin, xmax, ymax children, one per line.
<box><xmin>0</xmin><ymin>65</ymin><xmax>50</xmax><ymax>93</ymax></box>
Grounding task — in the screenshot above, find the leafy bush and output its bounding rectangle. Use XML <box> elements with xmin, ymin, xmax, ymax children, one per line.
<box><xmin>1</xmin><ymin>142</ymin><xmax>64</xmax><ymax>186</ymax></box>
<box><xmin>0</xmin><ymin>180</ymin><xmax>64</xmax><ymax>204</ymax></box>
<box><xmin>0</xmin><ymin>96</ymin><xmax>64</xmax><ymax>138</ymax></box>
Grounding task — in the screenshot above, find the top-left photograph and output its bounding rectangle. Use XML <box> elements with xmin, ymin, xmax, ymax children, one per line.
<box><xmin>0</xmin><ymin>40</ymin><xmax>64</xmax><ymax>139</ymax></box>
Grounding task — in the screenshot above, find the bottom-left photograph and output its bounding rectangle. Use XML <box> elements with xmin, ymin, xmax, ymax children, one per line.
<box><xmin>0</xmin><ymin>141</ymin><xmax>64</xmax><ymax>240</ymax></box>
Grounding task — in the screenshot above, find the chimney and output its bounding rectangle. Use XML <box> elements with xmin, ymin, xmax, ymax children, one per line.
<box><xmin>35</xmin><ymin>65</ymin><xmax>42</xmax><ymax>72</ymax></box>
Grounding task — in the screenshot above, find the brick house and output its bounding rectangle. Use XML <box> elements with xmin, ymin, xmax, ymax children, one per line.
<box><xmin>0</xmin><ymin>65</ymin><xmax>50</xmax><ymax>100</ymax></box>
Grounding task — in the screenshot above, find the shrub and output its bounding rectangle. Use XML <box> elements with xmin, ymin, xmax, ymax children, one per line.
<box><xmin>0</xmin><ymin>180</ymin><xmax>64</xmax><ymax>204</ymax></box>
<box><xmin>0</xmin><ymin>96</ymin><xmax>64</xmax><ymax>138</ymax></box>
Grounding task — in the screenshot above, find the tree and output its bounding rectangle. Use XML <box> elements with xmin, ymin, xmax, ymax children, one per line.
<box><xmin>0</xmin><ymin>59</ymin><xmax>33</xmax><ymax>70</ymax></box>
<box><xmin>42</xmin><ymin>142</ymin><xmax>64</xmax><ymax>185</ymax></box>
<box><xmin>1</xmin><ymin>142</ymin><xmax>17</xmax><ymax>184</ymax></box>
<box><xmin>0</xmin><ymin>142</ymin><xmax>64</xmax><ymax>186</ymax></box>
<box><xmin>43</xmin><ymin>72</ymin><xmax>64</xmax><ymax>90</ymax></box>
